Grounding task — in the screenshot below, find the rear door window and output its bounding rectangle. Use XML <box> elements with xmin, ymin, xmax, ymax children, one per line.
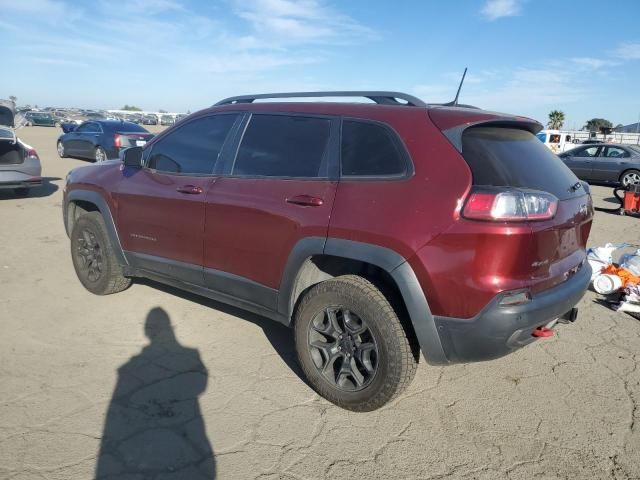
<box><xmin>147</xmin><ymin>114</ymin><xmax>238</xmax><ymax>174</ymax></box>
<box><xmin>341</xmin><ymin>120</ymin><xmax>408</xmax><ymax>177</ymax></box>
<box><xmin>233</xmin><ymin>114</ymin><xmax>331</xmax><ymax>178</ymax></box>
<box><xmin>603</xmin><ymin>146</ymin><xmax>629</xmax><ymax>158</ymax></box>
<box><xmin>461</xmin><ymin>127</ymin><xmax>583</xmax><ymax>200</ymax></box>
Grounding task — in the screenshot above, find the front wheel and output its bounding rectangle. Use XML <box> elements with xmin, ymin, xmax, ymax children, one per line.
<box><xmin>295</xmin><ymin>275</ymin><xmax>417</xmax><ymax>411</ymax></box>
<box><xmin>94</xmin><ymin>146</ymin><xmax>107</xmax><ymax>162</ymax></box>
<box><xmin>621</xmin><ymin>169</ymin><xmax>640</xmax><ymax>187</ymax></box>
<box><xmin>70</xmin><ymin>212</ymin><xmax>131</xmax><ymax>295</ymax></box>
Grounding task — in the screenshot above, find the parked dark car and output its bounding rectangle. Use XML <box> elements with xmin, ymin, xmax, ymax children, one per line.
<box><xmin>559</xmin><ymin>143</ymin><xmax>640</xmax><ymax>186</ymax></box>
<box><xmin>57</xmin><ymin>120</ymin><xmax>153</xmax><ymax>162</ymax></box>
<box><xmin>24</xmin><ymin>111</ymin><xmax>57</xmax><ymax>127</ymax></box>
<box><xmin>160</xmin><ymin>115</ymin><xmax>174</xmax><ymax>126</ymax></box>
<box><xmin>142</xmin><ymin>115</ymin><xmax>158</xmax><ymax>125</ymax></box>
<box><xmin>63</xmin><ymin>91</ymin><xmax>593</xmax><ymax>411</ymax></box>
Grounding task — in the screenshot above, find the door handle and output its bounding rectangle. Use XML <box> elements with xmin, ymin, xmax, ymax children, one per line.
<box><xmin>176</xmin><ymin>185</ymin><xmax>203</xmax><ymax>195</ymax></box>
<box><xmin>286</xmin><ymin>194</ymin><xmax>324</xmax><ymax>207</ymax></box>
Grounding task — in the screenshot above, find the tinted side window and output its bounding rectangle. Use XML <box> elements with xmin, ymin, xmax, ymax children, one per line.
<box><xmin>604</xmin><ymin>146</ymin><xmax>628</xmax><ymax>158</ymax></box>
<box><xmin>576</xmin><ymin>146</ymin><xmax>600</xmax><ymax>157</ymax></box>
<box><xmin>148</xmin><ymin>114</ymin><xmax>237</xmax><ymax>174</ymax></box>
<box><xmin>341</xmin><ymin>121</ymin><xmax>407</xmax><ymax>177</ymax></box>
<box><xmin>233</xmin><ymin>115</ymin><xmax>331</xmax><ymax>177</ymax></box>
<box><xmin>76</xmin><ymin>123</ymin><xmax>92</xmax><ymax>132</ymax></box>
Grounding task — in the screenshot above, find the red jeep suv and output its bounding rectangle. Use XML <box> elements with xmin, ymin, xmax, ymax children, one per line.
<box><xmin>63</xmin><ymin>91</ymin><xmax>593</xmax><ymax>411</ymax></box>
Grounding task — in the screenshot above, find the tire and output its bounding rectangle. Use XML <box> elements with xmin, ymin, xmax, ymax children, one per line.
<box><xmin>295</xmin><ymin>275</ymin><xmax>417</xmax><ymax>411</ymax></box>
<box><xmin>57</xmin><ymin>141</ymin><xmax>67</xmax><ymax>158</ymax></box>
<box><xmin>94</xmin><ymin>146</ymin><xmax>107</xmax><ymax>162</ymax></box>
<box><xmin>70</xmin><ymin>211</ymin><xmax>131</xmax><ymax>295</ymax></box>
<box><xmin>620</xmin><ymin>169</ymin><xmax>640</xmax><ymax>187</ymax></box>
<box><xmin>13</xmin><ymin>187</ymin><xmax>29</xmax><ymax>197</ymax></box>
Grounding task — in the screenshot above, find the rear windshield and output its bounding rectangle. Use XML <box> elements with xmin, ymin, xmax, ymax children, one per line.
<box><xmin>111</xmin><ymin>122</ymin><xmax>148</xmax><ymax>133</ymax></box>
<box><xmin>461</xmin><ymin>127</ymin><xmax>582</xmax><ymax>200</ymax></box>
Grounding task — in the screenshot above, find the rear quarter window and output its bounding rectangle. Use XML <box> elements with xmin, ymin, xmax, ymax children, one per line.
<box><xmin>462</xmin><ymin>127</ymin><xmax>582</xmax><ymax>200</ymax></box>
<box><xmin>341</xmin><ymin>120</ymin><xmax>409</xmax><ymax>177</ymax></box>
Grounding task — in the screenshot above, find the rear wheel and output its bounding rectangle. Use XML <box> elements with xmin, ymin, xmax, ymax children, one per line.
<box><xmin>621</xmin><ymin>169</ymin><xmax>640</xmax><ymax>187</ymax></box>
<box><xmin>57</xmin><ymin>141</ymin><xmax>67</xmax><ymax>158</ymax></box>
<box><xmin>70</xmin><ymin>212</ymin><xmax>131</xmax><ymax>295</ymax></box>
<box><xmin>294</xmin><ymin>275</ymin><xmax>417</xmax><ymax>411</ymax></box>
<box><xmin>13</xmin><ymin>187</ymin><xmax>29</xmax><ymax>197</ymax></box>
<box><xmin>94</xmin><ymin>146</ymin><xmax>107</xmax><ymax>162</ymax></box>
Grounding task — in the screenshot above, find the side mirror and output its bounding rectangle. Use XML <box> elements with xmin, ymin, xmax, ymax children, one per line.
<box><xmin>61</xmin><ymin>123</ymin><xmax>77</xmax><ymax>133</ymax></box>
<box><xmin>121</xmin><ymin>146</ymin><xmax>143</xmax><ymax>167</ymax></box>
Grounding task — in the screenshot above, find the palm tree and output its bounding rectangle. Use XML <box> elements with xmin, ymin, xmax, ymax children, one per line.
<box><xmin>547</xmin><ymin>110</ymin><xmax>565</xmax><ymax>130</ymax></box>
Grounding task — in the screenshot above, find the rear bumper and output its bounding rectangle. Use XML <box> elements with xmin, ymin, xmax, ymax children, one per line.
<box><xmin>433</xmin><ymin>261</ymin><xmax>591</xmax><ymax>363</ymax></box>
<box><xmin>0</xmin><ymin>169</ymin><xmax>42</xmax><ymax>189</ymax></box>
<box><xmin>0</xmin><ymin>179</ymin><xmax>42</xmax><ymax>189</ymax></box>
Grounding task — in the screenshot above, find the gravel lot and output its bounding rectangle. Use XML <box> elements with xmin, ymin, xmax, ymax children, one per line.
<box><xmin>1</xmin><ymin>125</ymin><xmax>639</xmax><ymax>480</ymax></box>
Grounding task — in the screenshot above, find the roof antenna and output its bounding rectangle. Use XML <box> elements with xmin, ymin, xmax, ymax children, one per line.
<box><xmin>445</xmin><ymin>67</ymin><xmax>468</xmax><ymax>106</ymax></box>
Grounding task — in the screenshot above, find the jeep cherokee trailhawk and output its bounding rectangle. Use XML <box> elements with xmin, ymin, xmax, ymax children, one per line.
<box><xmin>63</xmin><ymin>91</ymin><xmax>593</xmax><ymax>411</ymax></box>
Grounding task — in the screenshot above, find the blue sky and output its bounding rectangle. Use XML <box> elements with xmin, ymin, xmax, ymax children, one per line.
<box><xmin>1</xmin><ymin>0</ymin><xmax>639</xmax><ymax>128</ymax></box>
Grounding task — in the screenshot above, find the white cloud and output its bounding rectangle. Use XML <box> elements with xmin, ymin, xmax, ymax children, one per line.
<box><xmin>412</xmin><ymin>65</ymin><xmax>586</xmax><ymax>113</ymax></box>
<box><xmin>481</xmin><ymin>0</ymin><xmax>522</xmax><ymax>21</ymax></box>
<box><xmin>570</xmin><ymin>57</ymin><xmax>618</xmax><ymax>69</ymax></box>
<box><xmin>611</xmin><ymin>42</ymin><xmax>640</xmax><ymax>60</ymax></box>
<box><xmin>233</xmin><ymin>0</ymin><xmax>376</xmax><ymax>46</ymax></box>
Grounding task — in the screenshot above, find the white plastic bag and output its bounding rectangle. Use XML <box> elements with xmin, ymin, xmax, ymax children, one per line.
<box><xmin>619</xmin><ymin>249</ymin><xmax>640</xmax><ymax>277</ymax></box>
<box><xmin>586</xmin><ymin>243</ymin><xmax>625</xmax><ymax>280</ymax></box>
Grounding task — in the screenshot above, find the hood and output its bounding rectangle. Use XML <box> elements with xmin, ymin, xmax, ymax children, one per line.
<box><xmin>0</xmin><ymin>100</ymin><xmax>15</xmax><ymax>127</ymax></box>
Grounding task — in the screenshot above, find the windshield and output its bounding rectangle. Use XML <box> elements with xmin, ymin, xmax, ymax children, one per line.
<box><xmin>117</xmin><ymin>123</ymin><xmax>149</xmax><ymax>133</ymax></box>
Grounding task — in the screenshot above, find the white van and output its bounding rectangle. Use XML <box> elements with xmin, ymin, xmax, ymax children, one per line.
<box><xmin>536</xmin><ymin>130</ymin><xmax>577</xmax><ymax>153</ymax></box>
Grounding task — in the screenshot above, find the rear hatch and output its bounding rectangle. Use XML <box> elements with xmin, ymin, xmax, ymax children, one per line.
<box><xmin>0</xmin><ymin>100</ymin><xmax>15</xmax><ymax>128</ymax></box>
<box><xmin>0</xmin><ymin>128</ymin><xmax>24</xmax><ymax>165</ymax></box>
<box><xmin>431</xmin><ymin>109</ymin><xmax>593</xmax><ymax>294</ymax></box>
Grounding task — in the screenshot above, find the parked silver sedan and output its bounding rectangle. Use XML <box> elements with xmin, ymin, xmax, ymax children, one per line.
<box><xmin>559</xmin><ymin>143</ymin><xmax>640</xmax><ymax>186</ymax></box>
<box><xmin>0</xmin><ymin>100</ymin><xmax>42</xmax><ymax>196</ymax></box>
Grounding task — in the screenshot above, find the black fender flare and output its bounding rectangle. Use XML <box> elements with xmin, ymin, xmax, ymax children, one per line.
<box><xmin>64</xmin><ymin>190</ymin><xmax>129</xmax><ymax>266</ymax></box>
<box><xmin>278</xmin><ymin>237</ymin><xmax>449</xmax><ymax>365</ymax></box>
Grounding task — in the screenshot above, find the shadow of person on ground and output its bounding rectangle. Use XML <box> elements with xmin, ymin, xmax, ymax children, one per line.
<box><xmin>95</xmin><ymin>307</ymin><xmax>215</xmax><ymax>479</ymax></box>
<box><xmin>136</xmin><ymin>278</ymin><xmax>309</xmax><ymax>388</ymax></box>
<box><xmin>0</xmin><ymin>176</ymin><xmax>60</xmax><ymax>199</ymax></box>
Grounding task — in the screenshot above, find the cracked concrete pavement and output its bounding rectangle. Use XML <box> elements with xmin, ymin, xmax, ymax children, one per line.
<box><xmin>1</xmin><ymin>126</ymin><xmax>639</xmax><ymax>479</ymax></box>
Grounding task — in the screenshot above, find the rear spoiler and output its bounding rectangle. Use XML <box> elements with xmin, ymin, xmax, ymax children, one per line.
<box><xmin>428</xmin><ymin>107</ymin><xmax>543</xmax><ymax>153</ymax></box>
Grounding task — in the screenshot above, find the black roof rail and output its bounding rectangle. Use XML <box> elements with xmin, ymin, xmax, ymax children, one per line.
<box><xmin>214</xmin><ymin>91</ymin><xmax>427</xmax><ymax>107</ymax></box>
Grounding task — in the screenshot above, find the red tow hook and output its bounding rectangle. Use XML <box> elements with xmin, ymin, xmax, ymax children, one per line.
<box><xmin>532</xmin><ymin>326</ymin><xmax>555</xmax><ymax>338</ymax></box>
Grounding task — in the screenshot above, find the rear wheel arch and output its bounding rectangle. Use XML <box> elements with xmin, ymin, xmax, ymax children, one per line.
<box><xmin>280</xmin><ymin>238</ymin><xmax>449</xmax><ymax>365</ymax></box>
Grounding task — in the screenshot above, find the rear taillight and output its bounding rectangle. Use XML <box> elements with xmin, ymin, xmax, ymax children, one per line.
<box><xmin>25</xmin><ymin>148</ymin><xmax>39</xmax><ymax>160</ymax></box>
<box><xmin>114</xmin><ymin>134</ymin><xmax>122</xmax><ymax>148</ymax></box>
<box><xmin>463</xmin><ymin>188</ymin><xmax>558</xmax><ymax>222</ymax></box>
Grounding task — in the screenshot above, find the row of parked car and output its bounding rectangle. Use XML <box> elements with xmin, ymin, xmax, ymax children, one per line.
<box><xmin>17</xmin><ymin>106</ymin><xmax>188</xmax><ymax>129</ymax></box>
